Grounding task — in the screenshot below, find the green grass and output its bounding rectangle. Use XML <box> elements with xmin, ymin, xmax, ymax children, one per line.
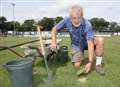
<box><xmin>0</xmin><ymin>36</ymin><xmax>120</xmax><ymax>87</ymax></box>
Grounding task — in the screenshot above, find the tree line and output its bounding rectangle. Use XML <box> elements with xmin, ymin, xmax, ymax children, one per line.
<box><xmin>0</xmin><ymin>16</ymin><xmax>120</xmax><ymax>36</ymax></box>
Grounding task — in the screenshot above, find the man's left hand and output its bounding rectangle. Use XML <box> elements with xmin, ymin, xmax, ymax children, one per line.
<box><xmin>84</xmin><ymin>62</ymin><xmax>92</xmax><ymax>73</ymax></box>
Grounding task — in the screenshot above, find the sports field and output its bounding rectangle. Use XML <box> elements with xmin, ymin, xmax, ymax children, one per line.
<box><xmin>0</xmin><ymin>36</ymin><xmax>120</xmax><ymax>87</ymax></box>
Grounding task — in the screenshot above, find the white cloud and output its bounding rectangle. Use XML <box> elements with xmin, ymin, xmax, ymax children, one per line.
<box><xmin>1</xmin><ymin>0</ymin><xmax>120</xmax><ymax>23</ymax></box>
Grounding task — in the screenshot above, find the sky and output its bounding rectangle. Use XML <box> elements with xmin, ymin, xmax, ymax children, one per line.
<box><xmin>0</xmin><ymin>0</ymin><xmax>120</xmax><ymax>23</ymax></box>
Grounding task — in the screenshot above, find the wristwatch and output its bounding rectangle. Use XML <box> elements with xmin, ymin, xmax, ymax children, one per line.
<box><xmin>88</xmin><ymin>61</ymin><xmax>93</xmax><ymax>64</ymax></box>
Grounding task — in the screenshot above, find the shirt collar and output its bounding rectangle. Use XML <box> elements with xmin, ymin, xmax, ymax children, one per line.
<box><xmin>80</xmin><ymin>18</ymin><xmax>86</xmax><ymax>26</ymax></box>
<box><xmin>69</xmin><ymin>17</ymin><xmax>85</xmax><ymax>27</ymax></box>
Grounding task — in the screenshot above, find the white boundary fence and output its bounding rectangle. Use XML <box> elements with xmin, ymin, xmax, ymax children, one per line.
<box><xmin>4</xmin><ymin>31</ymin><xmax>120</xmax><ymax>37</ymax></box>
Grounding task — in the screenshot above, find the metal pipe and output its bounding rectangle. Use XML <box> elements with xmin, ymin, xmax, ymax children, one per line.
<box><xmin>0</xmin><ymin>39</ymin><xmax>39</xmax><ymax>51</ymax></box>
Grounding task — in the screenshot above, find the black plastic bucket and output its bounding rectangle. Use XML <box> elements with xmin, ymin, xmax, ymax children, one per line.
<box><xmin>58</xmin><ymin>46</ymin><xmax>68</xmax><ymax>64</ymax></box>
<box><xmin>5</xmin><ymin>58</ymin><xmax>33</xmax><ymax>87</ymax></box>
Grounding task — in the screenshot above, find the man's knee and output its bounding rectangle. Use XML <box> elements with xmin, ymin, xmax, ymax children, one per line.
<box><xmin>73</xmin><ymin>62</ymin><xmax>81</xmax><ymax>69</ymax></box>
<box><xmin>94</xmin><ymin>36</ymin><xmax>104</xmax><ymax>45</ymax></box>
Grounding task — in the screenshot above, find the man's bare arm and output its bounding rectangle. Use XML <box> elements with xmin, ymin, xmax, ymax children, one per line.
<box><xmin>84</xmin><ymin>40</ymin><xmax>94</xmax><ymax>73</ymax></box>
<box><xmin>87</xmin><ymin>40</ymin><xmax>94</xmax><ymax>62</ymax></box>
<box><xmin>51</xmin><ymin>27</ymin><xmax>57</xmax><ymax>47</ymax></box>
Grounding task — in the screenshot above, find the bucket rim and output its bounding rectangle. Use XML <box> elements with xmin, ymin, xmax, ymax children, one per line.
<box><xmin>5</xmin><ymin>58</ymin><xmax>34</xmax><ymax>67</ymax></box>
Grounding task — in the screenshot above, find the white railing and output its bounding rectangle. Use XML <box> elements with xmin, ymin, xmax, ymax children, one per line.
<box><xmin>6</xmin><ymin>31</ymin><xmax>120</xmax><ymax>37</ymax></box>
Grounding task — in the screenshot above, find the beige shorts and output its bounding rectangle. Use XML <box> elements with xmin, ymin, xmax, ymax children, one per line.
<box><xmin>71</xmin><ymin>47</ymin><xmax>83</xmax><ymax>63</ymax></box>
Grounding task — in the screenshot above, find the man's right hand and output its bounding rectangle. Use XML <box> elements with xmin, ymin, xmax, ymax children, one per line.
<box><xmin>51</xmin><ymin>43</ymin><xmax>57</xmax><ymax>49</ymax></box>
<box><xmin>51</xmin><ymin>43</ymin><xmax>58</xmax><ymax>53</ymax></box>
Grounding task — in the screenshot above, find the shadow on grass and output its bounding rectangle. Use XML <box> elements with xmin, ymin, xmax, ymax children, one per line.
<box><xmin>82</xmin><ymin>56</ymin><xmax>106</xmax><ymax>75</ymax></box>
<box><xmin>80</xmin><ymin>50</ymin><xmax>97</xmax><ymax>76</ymax></box>
<box><xmin>33</xmin><ymin>73</ymin><xmax>46</xmax><ymax>87</ymax></box>
<box><xmin>33</xmin><ymin>53</ymin><xmax>70</xmax><ymax>87</ymax></box>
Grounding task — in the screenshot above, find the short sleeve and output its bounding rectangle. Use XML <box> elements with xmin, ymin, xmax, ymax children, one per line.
<box><xmin>54</xmin><ymin>17</ymin><xmax>66</xmax><ymax>31</ymax></box>
<box><xmin>85</xmin><ymin>20</ymin><xmax>94</xmax><ymax>40</ymax></box>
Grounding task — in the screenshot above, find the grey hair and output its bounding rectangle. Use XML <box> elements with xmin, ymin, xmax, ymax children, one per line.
<box><xmin>69</xmin><ymin>5</ymin><xmax>84</xmax><ymax>17</ymax></box>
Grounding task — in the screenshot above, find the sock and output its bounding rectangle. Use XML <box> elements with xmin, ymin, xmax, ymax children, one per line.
<box><xmin>96</xmin><ymin>56</ymin><xmax>102</xmax><ymax>66</ymax></box>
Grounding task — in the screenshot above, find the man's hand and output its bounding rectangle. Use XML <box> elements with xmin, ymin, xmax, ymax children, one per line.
<box><xmin>51</xmin><ymin>43</ymin><xmax>57</xmax><ymax>49</ymax></box>
<box><xmin>84</xmin><ymin>62</ymin><xmax>92</xmax><ymax>73</ymax></box>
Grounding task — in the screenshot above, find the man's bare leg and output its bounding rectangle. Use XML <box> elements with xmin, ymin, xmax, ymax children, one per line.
<box><xmin>94</xmin><ymin>36</ymin><xmax>105</xmax><ymax>75</ymax></box>
<box><xmin>73</xmin><ymin>62</ymin><xmax>81</xmax><ymax>69</ymax></box>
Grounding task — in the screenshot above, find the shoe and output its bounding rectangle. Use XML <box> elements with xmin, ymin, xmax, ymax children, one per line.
<box><xmin>95</xmin><ymin>64</ymin><xmax>105</xmax><ymax>75</ymax></box>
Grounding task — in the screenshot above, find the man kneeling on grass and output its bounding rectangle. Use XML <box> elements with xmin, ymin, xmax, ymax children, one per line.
<box><xmin>51</xmin><ymin>5</ymin><xmax>105</xmax><ymax>77</ymax></box>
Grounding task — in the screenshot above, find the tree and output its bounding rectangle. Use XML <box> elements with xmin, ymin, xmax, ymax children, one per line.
<box><xmin>7</xmin><ymin>21</ymin><xmax>20</xmax><ymax>31</ymax></box>
<box><xmin>55</xmin><ymin>16</ymin><xmax>63</xmax><ymax>24</ymax></box>
<box><xmin>109</xmin><ymin>22</ymin><xmax>117</xmax><ymax>32</ymax></box>
<box><xmin>0</xmin><ymin>16</ymin><xmax>7</xmax><ymax>36</ymax></box>
<box><xmin>90</xmin><ymin>18</ymin><xmax>109</xmax><ymax>31</ymax></box>
<box><xmin>109</xmin><ymin>22</ymin><xmax>120</xmax><ymax>35</ymax></box>
<box><xmin>0</xmin><ymin>16</ymin><xmax>7</xmax><ymax>31</ymax></box>
<box><xmin>115</xmin><ymin>25</ymin><xmax>120</xmax><ymax>35</ymax></box>
<box><xmin>20</xmin><ymin>19</ymin><xmax>35</xmax><ymax>31</ymax></box>
<box><xmin>38</xmin><ymin>17</ymin><xmax>54</xmax><ymax>31</ymax></box>
<box><xmin>0</xmin><ymin>16</ymin><xmax>7</xmax><ymax>23</ymax></box>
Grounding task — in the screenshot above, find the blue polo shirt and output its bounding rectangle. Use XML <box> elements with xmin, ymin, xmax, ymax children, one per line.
<box><xmin>55</xmin><ymin>17</ymin><xmax>94</xmax><ymax>50</ymax></box>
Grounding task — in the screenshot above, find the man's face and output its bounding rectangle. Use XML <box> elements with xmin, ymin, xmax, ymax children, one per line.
<box><xmin>70</xmin><ymin>9</ymin><xmax>82</xmax><ymax>26</ymax></box>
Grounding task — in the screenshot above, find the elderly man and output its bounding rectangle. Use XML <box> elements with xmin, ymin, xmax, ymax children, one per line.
<box><xmin>51</xmin><ymin>5</ymin><xmax>105</xmax><ymax>75</ymax></box>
